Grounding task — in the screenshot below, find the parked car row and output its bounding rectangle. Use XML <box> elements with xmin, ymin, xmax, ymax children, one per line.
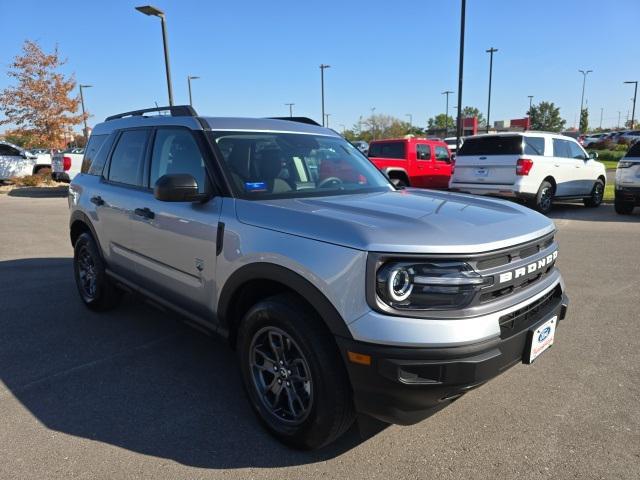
<box><xmin>580</xmin><ymin>130</ymin><xmax>640</xmax><ymax>146</ymax></box>
<box><xmin>364</xmin><ymin>132</ymin><xmax>608</xmax><ymax>215</ymax></box>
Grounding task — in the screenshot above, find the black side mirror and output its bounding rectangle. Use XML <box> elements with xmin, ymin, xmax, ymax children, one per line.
<box><xmin>154</xmin><ymin>173</ymin><xmax>208</xmax><ymax>202</ymax></box>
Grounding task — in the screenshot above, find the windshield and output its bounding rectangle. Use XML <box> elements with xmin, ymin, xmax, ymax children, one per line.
<box><xmin>210</xmin><ymin>131</ymin><xmax>393</xmax><ymax>199</ymax></box>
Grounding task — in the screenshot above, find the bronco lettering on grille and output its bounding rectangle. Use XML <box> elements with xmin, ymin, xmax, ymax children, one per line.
<box><xmin>498</xmin><ymin>251</ymin><xmax>558</xmax><ymax>284</ymax></box>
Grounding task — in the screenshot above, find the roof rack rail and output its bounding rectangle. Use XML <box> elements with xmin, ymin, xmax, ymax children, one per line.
<box><xmin>267</xmin><ymin>116</ymin><xmax>321</xmax><ymax>126</ymax></box>
<box><xmin>105</xmin><ymin>105</ymin><xmax>197</xmax><ymax>122</ymax></box>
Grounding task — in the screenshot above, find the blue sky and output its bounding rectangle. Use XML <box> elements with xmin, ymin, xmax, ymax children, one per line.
<box><xmin>1</xmin><ymin>0</ymin><xmax>639</xmax><ymax>132</ymax></box>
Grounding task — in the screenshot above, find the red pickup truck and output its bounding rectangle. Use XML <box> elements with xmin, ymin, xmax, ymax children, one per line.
<box><xmin>368</xmin><ymin>137</ymin><xmax>453</xmax><ymax>189</ymax></box>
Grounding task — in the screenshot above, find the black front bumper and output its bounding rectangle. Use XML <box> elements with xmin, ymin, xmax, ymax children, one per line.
<box><xmin>337</xmin><ymin>288</ymin><xmax>569</xmax><ymax>425</ymax></box>
<box><xmin>616</xmin><ymin>186</ymin><xmax>640</xmax><ymax>205</ymax></box>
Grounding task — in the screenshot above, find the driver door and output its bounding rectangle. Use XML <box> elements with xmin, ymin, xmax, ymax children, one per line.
<box><xmin>128</xmin><ymin>127</ymin><xmax>222</xmax><ymax>319</ymax></box>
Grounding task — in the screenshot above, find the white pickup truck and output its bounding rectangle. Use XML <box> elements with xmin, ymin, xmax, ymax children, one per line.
<box><xmin>52</xmin><ymin>148</ymin><xmax>84</xmax><ymax>182</ymax></box>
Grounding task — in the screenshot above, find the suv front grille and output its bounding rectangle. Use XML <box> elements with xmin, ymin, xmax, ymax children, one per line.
<box><xmin>498</xmin><ymin>285</ymin><xmax>562</xmax><ymax>339</ymax></box>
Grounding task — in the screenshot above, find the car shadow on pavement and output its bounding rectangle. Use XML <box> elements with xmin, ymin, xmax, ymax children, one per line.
<box><xmin>0</xmin><ymin>257</ymin><xmax>374</xmax><ymax>469</ymax></box>
<box><xmin>7</xmin><ymin>186</ymin><xmax>69</xmax><ymax>198</ymax></box>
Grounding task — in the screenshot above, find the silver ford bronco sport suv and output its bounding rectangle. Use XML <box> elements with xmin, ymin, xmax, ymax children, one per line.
<box><xmin>68</xmin><ymin>106</ymin><xmax>569</xmax><ymax>449</ymax></box>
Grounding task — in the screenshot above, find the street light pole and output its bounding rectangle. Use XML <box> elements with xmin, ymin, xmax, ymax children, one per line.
<box><xmin>136</xmin><ymin>5</ymin><xmax>174</xmax><ymax>106</ymax></box>
<box><xmin>371</xmin><ymin>107</ymin><xmax>376</xmax><ymax>140</ymax></box>
<box><xmin>319</xmin><ymin>64</ymin><xmax>330</xmax><ymax>126</ymax></box>
<box><xmin>187</xmin><ymin>75</ymin><xmax>199</xmax><ymax>106</ymax></box>
<box><xmin>285</xmin><ymin>103</ymin><xmax>295</xmax><ymax>117</ymax></box>
<box><xmin>527</xmin><ymin>95</ymin><xmax>534</xmax><ymax>130</ymax></box>
<box><xmin>578</xmin><ymin>69</ymin><xmax>593</xmax><ymax>132</ymax></box>
<box><xmin>624</xmin><ymin>80</ymin><xmax>638</xmax><ymax>129</ymax></box>
<box><xmin>405</xmin><ymin>113</ymin><xmax>413</xmax><ymax>128</ymax></box>
<box><xmin>442</xmin><ymin>90</ymin><xmax>453</xmax><ymax>135</ymax></box>
<box><xmin>618</xmin><ymin>111</ymin><xmax>621</xmax><ymax>129</ymax></box>
<box><xmin>79</xmin><ymin>84</ymin><xmax>92</xmax><ymax>142</ymax></box>
<box><xmin>485</xmin><ymin>47</ymin><xmax>498</xmax><ymax>133</ymax></box>
<box><xmin>455</xmin><ymin>0</ymin><xmax>466</xmax><ymax>149</ymax></box>
<box><xmin>324</xmin><ymin>113</ymin><xmax>330</xmax><ymax>127</ymax></box>
<box><xmin>599</xmin><ymin>107</ymin><xmax>603</xmax><ymax>130</ymax></box>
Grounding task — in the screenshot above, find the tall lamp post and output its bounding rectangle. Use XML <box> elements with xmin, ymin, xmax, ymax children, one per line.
<box><xmin>324</xmin><ymin>113</ymin><xmax>331</xmax><ymax>127</ymax></box>
<box><xmin>136</xmin><ymin>5</ymin><xmax>174</xmax><ymax>106</ymax></box>
<box><xmin>319</xmin><ymin>64</ymin><xmax>330</xmax><ymax>126</ymax></box>
<box><xmin>79</xmin><ymin>84</ymin><xmax>92</xmax><ymax>142</ymax></box>
<box><xmin>187</xmin><ymin>75</ymin><xmax>199</xmax><ymax>106</ymax></box>
<box><xmin>442</xmin><ymin>90</ymin><xmax>453</xmax><ymax>135</ymax></box>
<box><xmin>578</xmin><ymin>69</ymin><xmax>593</xmax><ymax>132</ymax></box>
<box><xmin>624</xmin><ymin>80</ymin><xmax>638</xmax><ymax>129</ymax></box>
<box><xmin>405</xmin><ymin>113</ymin><xmax>413</xmax><ymax>129</ymax></box>
<box><xmin>455</xmin><ymin>0</ymin><xmax>466</xmax><ymax>150</ymax></box>
<box><xmin>527</xmin><ymin>95</ymin><xmax>534</xmax><ymax>129</ymax></box>
<box><xmin>485</xmin><ymin>47</ymin><xmax>498</xmax><ymax>133</ymax></box>
<box><xmin>370</xmin><ymin>107</ymin><xmax>376</xmax><ymax>140</ymax></box>
<box><xmin>285</xmin><ymin>103</ymin><xmax>295</xmax><ymax>117</ymax></box>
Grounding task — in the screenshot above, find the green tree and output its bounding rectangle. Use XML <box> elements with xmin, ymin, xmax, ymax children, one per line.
<box><xmin>345</xmin><ymin>114</ymin><xmax>424</xmax><ymax>142</ymax></box>
<box><xmin>427</xmin><ymin>113</ymin><xmax>455</xmax><ymax>131</ymax></box>
<box><xmin>461</xmin><ymin>106</ymin><xmax>485</xmax><ymax>126</ymax></box>
<box><xmin>528</xmin><ymin>101</ymin><xmax>566</xmax><ymax>132</ymax></box>
<box><xmin>579</xmin><ymin>107</ymin><xmax>589</xmax><ymax>133</ymax></box>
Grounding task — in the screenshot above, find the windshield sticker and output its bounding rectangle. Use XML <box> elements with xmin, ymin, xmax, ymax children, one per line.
<box><xmin>245</xmin><ymin>182</ymin><xmax>268</xmax><ymax>192</ymax></box>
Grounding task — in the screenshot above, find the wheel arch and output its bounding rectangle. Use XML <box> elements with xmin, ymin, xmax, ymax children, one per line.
<box><xmin>218</xmin><ymin>262</ymin><xmax>352</xmax><ymax>347</ymax></box>
<box><xmin>542</xmin><ymin>176</ymin><xmax>557</xmax><ymax>193</ymax></box>
<box><xmin>383</xmin><ymin>168</ymin><xmax>410</xmax><ymax>185</ymax></box>
<box><xmin>70</xmin><ymin>211</ymin><xmax>103</xmax><ymax>254</ymax></box>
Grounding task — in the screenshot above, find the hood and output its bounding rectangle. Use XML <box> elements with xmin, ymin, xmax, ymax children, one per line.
<box><xmin>235</xmin><ymin>189</ymin><xmax>555</xmax><ymax>254</ymax></box>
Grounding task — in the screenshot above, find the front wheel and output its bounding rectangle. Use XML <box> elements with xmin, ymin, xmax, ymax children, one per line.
<box><xmin>237</xmin><ymin>294</ymin><xmax>354</xmax><ymax>449</ymax></box>
<box><xmin>583</xmin><ymin>179</ymin><xmax>604</xmax><ymax>207</ymax></box>
<box><xmin>614</xmin><ymin>196</ymin><xmax>635</xmax><ymax>215</ymax></box>
<box><xmin>533</xmin><ymin>180</ymin><xmax>555</xmax><ymax>214</ymax></box>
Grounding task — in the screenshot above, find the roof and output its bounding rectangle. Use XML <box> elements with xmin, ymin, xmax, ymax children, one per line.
<box><xmin>369</xmin><ymin>137</ymin><xmax>446</xmax><ymax>144</ymax></box>
<box><xmin>92</xmin><ymin>114</ymin><xmax>338</xmax><ymax>137</ymax></box>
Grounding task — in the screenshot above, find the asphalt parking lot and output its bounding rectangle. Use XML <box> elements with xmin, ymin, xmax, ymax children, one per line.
<box><xmin>0</xmin><ymin>194</ymin><xmax>638</xmax><ymax>479</ymax></box>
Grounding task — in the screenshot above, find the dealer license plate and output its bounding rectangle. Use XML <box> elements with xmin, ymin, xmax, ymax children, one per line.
<box><xmin>525</xmin><ymin>316</ymin><xmax>557</xmax><ymax>363</ymax></box>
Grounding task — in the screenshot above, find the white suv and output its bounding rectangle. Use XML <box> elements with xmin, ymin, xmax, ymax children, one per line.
<box><xmin>449</xmin><ymin>132</ymin><xmax>606</xmax><ymax>213</ymax></box>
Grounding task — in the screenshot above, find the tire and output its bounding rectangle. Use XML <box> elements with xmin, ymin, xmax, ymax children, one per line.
<box><xmin>614</xmin><ymin>196</ymin><xmax>634</xmax><ymax>215</ymax></box>
<box><xmin>583</xmin><ymin>179</ymin><xmax>604</xmax><ymax>208</ymax></box>
<box><xmin>73</xmin><ymin>232</ymin><xmax>122</xmax><ymax>311</ymax></box>
<box><xmin>237</xmin><ymin>293</ymin><xmax>354</xmax><ymax>450</ymax></box>
<box><xmin>533</xmin><ymin>180</ymin><xmax>555</xmax><ymax>214</ymax></box>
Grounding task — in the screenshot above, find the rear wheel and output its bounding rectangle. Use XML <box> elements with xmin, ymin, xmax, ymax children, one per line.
<box><xmin>614</xmin><ymin>195</ymin><xmax>634</xmax><ymax>215</ymax></box>
<box><xmin>237</xmin><ymin>294</ymin><xmax>354</xmax><ymax>449</ymax></box>
<box><xmin>533</xmin><ymin>180</ymin><xmax>554</xmax><ymax>214</ymax></box>
<box><xmin>583</xmin><ymin>179</ymin><xmax>604</xmax><ymax>207</ymax></box>
<box><xmin>73</xmin><ymin>232</ymin><xmax>122</xmax><ymax>311</ymax></box>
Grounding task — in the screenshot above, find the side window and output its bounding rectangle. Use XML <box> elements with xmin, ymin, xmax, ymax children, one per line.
<box><xmin>567</xmin><ymin>141</ymin><xmax>587</xmax><ymax>160</ymax></box>
<box><xmin>416</xmin><ymin>144</ymin><xmax>431</xmax><ymax>160</ymax></box>
<box><xmin>435</xmin><ymin>146</ymin><xmax>450</xmax><ymax>163</ymax></box>
<box><xmin>552</xmin><ymin>138</ymin><xmax>571</xmax><ymax>158</ymax></box>
<box><xmin>150</xmin><ymin>128</ymin><xmax>208</xmax><ymax>193</ymax></box>
<box><xmin>87</xmin><ymin>134</ymin><xmax>116</xmax><ymax>176</ymax></box>
<box><xmin>107</xmin><ymin>130</ymin><xmax>149</xmax><ymax>186</ymax></box>
<box><xmin>0</xmin><ymin>144</ymin><xmax>21</xmax><ymax>156</ymax></box>
<box><xmin>524</xmin><ymin>137</ymin><xmax>545</xmax><ymax>156</ymax></box>
<box><xmin>80</xmin><ymin>134</ymin><xmax>107</xmax><ymax>174</ymax></box>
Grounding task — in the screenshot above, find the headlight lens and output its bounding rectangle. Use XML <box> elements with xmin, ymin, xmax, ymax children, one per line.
<box><xmin>618</xmin><ymin>160</ymin><xmax>634</xmax><ymax>168</ymax></box>
<box><xmin>376</xmin><ymin>261</ymin><xmax>490</xmax><ymax>311</ymax></box>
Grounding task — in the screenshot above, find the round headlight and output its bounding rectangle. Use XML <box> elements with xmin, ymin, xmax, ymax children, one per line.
<box><xmin>388</xmin><ymin>267</ymin><xmax>413</xmax><ymax>302</ymax></box>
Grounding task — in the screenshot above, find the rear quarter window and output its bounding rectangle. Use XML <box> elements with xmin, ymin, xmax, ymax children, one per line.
<box><xmin>368</xmin><ymin>142</ymin><xmax>406</xmax><ymax>159</ymax></box>
<box><xmin>458</xmin><ymin>136</ymin><xmax>523</xmax><ymax>156</ymax></box>
<box><xmin>524</xmin><ymin>137</ymin><xmax>545</xmax><ymax>155</ymax></box>
<box><xmin>81</xmin><ymin>134</ymin><xmax>108</xmax><ymax>174</ymax></box>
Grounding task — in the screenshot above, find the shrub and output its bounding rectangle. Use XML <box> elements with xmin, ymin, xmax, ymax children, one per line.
<box><xmin>614</xmin><ymin>143</ymin><xmax>629</xmax><ymax>152</ymax></box>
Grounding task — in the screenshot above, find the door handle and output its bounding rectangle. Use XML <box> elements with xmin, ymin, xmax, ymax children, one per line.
<box><xmin>134</xmin><ymin>207</ymin><xmax>155</xmax><ymax>219</ymax></box>
<box><xmin>90</xmin><ymin>195</ymin><xmax>104</xmax><ymax>206</ymax></box>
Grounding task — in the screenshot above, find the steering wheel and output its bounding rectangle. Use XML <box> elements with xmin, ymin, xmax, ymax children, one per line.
<box><xmin>317</xmin><ymin>176</ymin><xmax>343</xmax><ymax>189</ymax></box>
